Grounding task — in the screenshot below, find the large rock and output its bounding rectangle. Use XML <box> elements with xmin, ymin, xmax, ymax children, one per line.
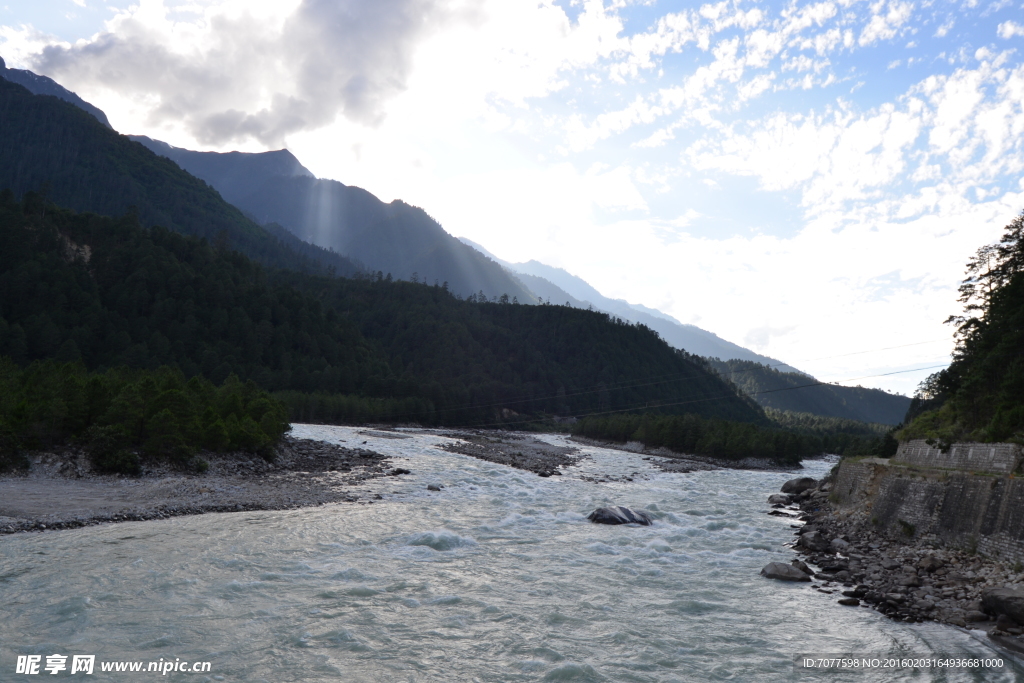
<box><xmin>982</xmin><ymin>588</ymin><xmax>1024</xmax><ymax>624</ymax></box>
<box><xmin>798</xmin><ymin>530</ymin><xmax>830</xmax><ymax>552</ymax></box>
<box><xmin>761</xmin><ymin>562</ymin><xmax>812</xmax><ymax>582</ymax></box>
<box><xmin>781</xmin><ymin>477</ymin><xmax>818</xmax><ymax>494</ymax></box>
<box><xmin>830</xmin><ymin>538</ymin><xmax>850</xmax><ymax>553</ymax></box>
<box><xmin>587</xmin><ymin>506</ymin><xmax>653</xmax><ymax>526</ymax></box>
<box><xmin>767</xmin><ymin>494</ymin><xmax>791</xmax><ymax>505</ymax></box>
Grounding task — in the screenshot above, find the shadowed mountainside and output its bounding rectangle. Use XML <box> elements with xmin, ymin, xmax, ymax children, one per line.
<box><xmin>708</xmin><ymin>358</ymin><xmax>912</xmax><ymax>425</ymax></box>
<box><xmin>129</xmin><ymin>136</ymin><xmax>535</xmax><ymax>302</ymax></box>
<box><xmin>0</xmin><ymin>78</ymin><xmax>359</xmax><ymax>276</ymax></box>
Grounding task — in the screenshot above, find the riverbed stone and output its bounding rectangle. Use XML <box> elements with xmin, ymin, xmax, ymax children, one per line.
<box><xmin>792</xmin><ymin>559</ymin><xmax>813</xmax><ymax>575</ymax></box>
<box><xmin>587</xmin><ymin>506</ymin><xmax>653</xmax><ymax>526</ymax></box>
<box><xmin>830</xmin><ymin>538</ymin><xmax>850</xmax><ymax>553</ymax></box>
<box><xmin>798</xmin><ymin>530</ymin><xmax>830</xmax><ymax>552</ymax></box>
<box><xmin>761</xmin><ymin>562</ymin><xmax>812</xmax><ymax>581</ymax></box>
<box><xmin>982</xmin><ymin>587</ymin><xmax>1024</xmax><ymax>624</ymax></box>
<box><xmin>781</xmin><ymin>477</ymin><xmax>818</xmax><ymax>494</ymax></box>
<box><xmin>767</xmin><ymin>494</ymin><xmax>791</xmax><ymax>505</ymax></box>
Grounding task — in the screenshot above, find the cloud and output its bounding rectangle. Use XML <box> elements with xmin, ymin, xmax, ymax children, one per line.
<box><xmin>28</xmin><ymin>0</ymin><xmax>445</xmax><ymax>146</ymax></box>
<box><xmin>998</xmin><ymin>21</ymin><xmax>1024</xmax><ymax>39</ymax></box>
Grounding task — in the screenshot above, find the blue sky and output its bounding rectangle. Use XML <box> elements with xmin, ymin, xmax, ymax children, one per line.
<box><xmin>3</xmin><ymin>0</ymin><xmax>1023</xmax><ymax>394</ymax></box>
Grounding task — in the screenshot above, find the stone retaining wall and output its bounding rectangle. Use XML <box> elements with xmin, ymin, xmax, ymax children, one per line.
<box><xmin>834</xmin><ymin>442</ymin><xmax>1024</xmax><ymax>565</ymax></box>
<box><xmin>893</xmin><ymin>439</ymin><xmax>1021</xmax><ymax>474</ymax></box>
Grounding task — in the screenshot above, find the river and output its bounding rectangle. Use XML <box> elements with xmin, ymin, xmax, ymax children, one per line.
<box><xmin>1</xmin><ymin>425</ymin><xmax>1017</xmax><ymax>681</ymax></box>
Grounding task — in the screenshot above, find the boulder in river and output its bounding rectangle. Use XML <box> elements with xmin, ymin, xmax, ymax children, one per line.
<box><xmin>761</xmin><ymin>562</ymin><xmax>812</xmax><ymax>582</ymax></box>
<box><xmin>781</xmin><ymin>477</ymin><xmax>818</xmax><ymax>494</ymax></box>
<box><xmin>767</xmin><ymin>494</ymin><xmax>791</xmax><ymax>505</ymax></box>
<box><xmin>982</xmin><ymin>587</ymin><xmax>1024</xmax><ymax>624</ymax></box>
<box><xmin>587</xmin><ymin>506</ymin><xmax>653</xmax><ymax>526</ymax></box>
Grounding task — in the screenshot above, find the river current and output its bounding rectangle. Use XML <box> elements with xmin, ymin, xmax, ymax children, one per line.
<box><xmin>1</xmin><ymin>426</ymin><xmax>1018</xmax><ymax>682</ymax></box>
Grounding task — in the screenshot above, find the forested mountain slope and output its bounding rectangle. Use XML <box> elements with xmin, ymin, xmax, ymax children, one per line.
<box><xmin>0</xmin><ymin>78</ymin><xmax>359</xmax><ymax>277</ymax></box>
<box><xmin>0</xmin><ymin>197</ymin><xmax>764</xmax><ymax>427</ymax></box>
<box><xmin>708</xmin><ymin>358</ymin><xmax>912</xmax><ymax>425</ymax></box>
<box><xmin>130</xmin><ymin>136</ymin><xmax>535</xmax><ymax>302</ymax></box>
<box><xmin>459</xmin><ymin>237</ymin><xmax>806</xmax><ymax>372</ymax></box>
<box><xmin>0</xmin><ymin>55</ymin><xmax>111</xmax><ymax>128</ymax></box>
<box><xmin>903</xmin><ymin>213</ymin><xmax>1024</xmax><ymax>442</ymax></box>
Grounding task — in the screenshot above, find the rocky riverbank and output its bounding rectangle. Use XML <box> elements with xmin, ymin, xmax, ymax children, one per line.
<box><xmin>570</xmin><ymin>436</ymin><xmax>800</xmax><ymax>473</ymax></box>
<box><xmin>762</xmin><ymin>474</ymin><xmax>1024</xmax><ymax>651</ymax></box>
<box><xmin>0</xmin><ymin>435</ymin><xmax>403</xmax><ymax>534</ymax></box>
<box><xmin>440</xmin><ymin>430</ymin><xmax>585</xmax><ymax>476</ymax></box>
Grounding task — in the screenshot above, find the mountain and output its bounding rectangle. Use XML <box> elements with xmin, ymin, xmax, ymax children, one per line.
<box><xmin>0</xmin><ymin>77</ymin><xmax>359</xmax><ymax>276</ymax></box>
<box><xmin>0</xmin><ymin>55</ymin><xmax>111</xmax><ymax>128</ymax></box>
<box><xmin>458</xmin><ymin>237</ymin><xmax>805</xmax><ymax>373</ymax></box>
<box><xmin>0</xmin><ymin>196</ymin><xmax>764</xmax><ymax>427</ymax></box>
<box><xmin>128</xmin><ymin>136</ymin><xmax>535</xmax><ymax>302</ymax></box>
<box><xmin>708</xmin><ymin>359</ymin><xmax>912</xmax><ymax>425</ymax></box>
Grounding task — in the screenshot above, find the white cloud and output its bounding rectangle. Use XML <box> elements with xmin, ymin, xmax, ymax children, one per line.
<box><xmin>858</xmin><ymin>0</ymin><xmax>914</xmax><ymax>46</ymax></box>
<box><xmin>998</xmin><ymin>21</ymin><xmax>1024</xmax><ymax>39</ymax></box>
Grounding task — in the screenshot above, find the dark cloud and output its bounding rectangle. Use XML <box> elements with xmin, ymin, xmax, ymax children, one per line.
<box><xmin>33</xmin><ymin>0</ymin><xmax>443</xmax><ymax>146</ymax></box>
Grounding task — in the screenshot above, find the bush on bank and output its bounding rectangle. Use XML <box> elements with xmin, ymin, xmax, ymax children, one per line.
<box><xmin>0</xmin><ymin>357</ymin><xmax>289</xmax><ymax>473</ymax></box>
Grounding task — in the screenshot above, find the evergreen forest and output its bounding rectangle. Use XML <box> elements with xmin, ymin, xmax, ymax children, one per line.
<box><xmin>901</xmin><ymin>212</ymin><xmax>1024</xmax><ymax>444</ymax></box>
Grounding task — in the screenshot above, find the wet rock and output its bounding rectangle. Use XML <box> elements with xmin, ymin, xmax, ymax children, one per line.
<box><xmin>768</xmin><ymin>494</ymin><xmax>791</xmax><ymax>505</ymax></box>
<box><xmin>982</xmin><ymin>587</ymin><xmax>1024</xmax><ymax>624</ymax></box>
<box><xmin>965</xmin><ymin>610</ymin><xmax>988</xmax><ymax>622</ymax></box>
<box><xmin>996</xmin><ymin>614</ymin><xmax>1018</xmax><ymax>631</ymax></box>
<box><xmin>391</xmin><ymin>468</ymin><xmax>411</xmax><ymax>475</ymax></box>
<box><xmin>792</xmin><ymin>559</ymin><xmax>813</xmax><ymax>575</ymax></box>
<box><xmin>781</xmin><ymin>477</ymin><xmax>818</xmax><ymax>494</ymax></box>
<box><xmin>761</xmin><ymin>562</ymin><xmax>812</xmax><ymax>581</ymax></box>
<box><xmin>587</xmin><ymin>506</ymin><xmax>653</xmax><ymax>526</ymax></box>
<box><xmin>427</xmin><ymin>484</ymin><xmax>443</xmax><ymax>491</ymax></box>
<box><xmin>838</xmin><ymin>598</ymin><xmax>860</xmax><ymax>606</ymax></box>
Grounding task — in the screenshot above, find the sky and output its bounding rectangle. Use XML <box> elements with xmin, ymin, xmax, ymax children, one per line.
<box><xmin>2</xmin><ymin>0</ymin><xmax>1023</xmax><ymax>396</ymax></box>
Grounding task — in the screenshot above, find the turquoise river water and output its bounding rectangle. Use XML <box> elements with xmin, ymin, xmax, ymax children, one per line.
<box><xmin>1</xmin><ymin>425</ymin><xmax>1020</xmax><ymax>682</ymax></box>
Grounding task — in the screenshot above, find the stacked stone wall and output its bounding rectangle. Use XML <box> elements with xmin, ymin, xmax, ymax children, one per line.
<box><xmin>834</xmin><ymin>442</ymin><xmax>1024</xmax><ymax>565</ymax></box>
<box><xmin>893</xmin><ymin>439</ymin><xmax>1020</xmax><ymax>474</ymax></box>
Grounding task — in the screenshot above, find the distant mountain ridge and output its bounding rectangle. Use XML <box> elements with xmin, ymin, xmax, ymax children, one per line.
<box><xmin>458</xmin><ymin>237</ymin><xmax>805</xmax><ymax>373</ymax></box>
<box><xmin>708</xmin><ymin>358</ymin><xmax>912</xmax><ymax>425</ymax></box>
<box><xmin>128</xmin><ymin>136</ymin><xmax>535</xmax><ymax>303</ymax></box>
<box><xmin>0</xmin><ymin>55</ymin><xmax>111</xmax><ymax>128</ymax></box>
<box><xmin>0</xmin><ymin>77</ymin><xmax>359</xmax><ymax>277</ymax></box>
<box><xmin>0</xmin><ymin>58</ymin><xmax>910</xmax><ymax>429</ymax></box>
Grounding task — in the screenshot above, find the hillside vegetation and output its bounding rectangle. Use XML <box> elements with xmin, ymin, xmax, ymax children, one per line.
<box><xmin>0</xmin><ymin>359</ymin><xmax>289</xmax><ymax>474</ymax></box>
<box><xmin>902</xmin><ymin>213</ymin><xmax>1024</xmax><ymax>444</ymax></box>
<box><xmin>0</xmin><ymin>78</ymin><xmax>358</xmax><ymax>277</ymax></box>
<box><xmin>0</xmin><ymin>195</ymin><xmax>763</xmax><ymax>427</ymax></box>
<box><xmin>708</xmin><ymin>358</ymin><xmax>911</xmax><ymax>425</ymax></box>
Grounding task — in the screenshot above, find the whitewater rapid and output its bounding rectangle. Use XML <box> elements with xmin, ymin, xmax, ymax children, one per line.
<box><xmin>0</xmin><ymin>425</ymin><xmax>1015</xmax><ymax>682</ymax></box>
